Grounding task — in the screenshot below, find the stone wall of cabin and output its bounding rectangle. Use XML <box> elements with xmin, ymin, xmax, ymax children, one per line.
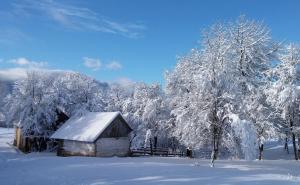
<box><xmin>95</xmin><ymin>137</ymin><xmax>130</xmax><ymax>157</ymax></box>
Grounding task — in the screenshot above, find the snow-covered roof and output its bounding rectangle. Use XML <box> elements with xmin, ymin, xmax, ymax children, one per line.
<box><xmin>51</xmin><ymin>112</ymin><xmax>123</xmax><ymax>142</ymax></box>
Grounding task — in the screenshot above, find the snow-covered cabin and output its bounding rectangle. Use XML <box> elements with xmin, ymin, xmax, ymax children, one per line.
<box><xmin>51</xmin><ymin>112</ymin><xmax>133</xmax><ymax>157</ymax></box>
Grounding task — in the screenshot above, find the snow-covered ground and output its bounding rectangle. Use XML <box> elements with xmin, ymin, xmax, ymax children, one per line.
<box><xmin>263</xmin><ymin>140</ymin><xmax>295</xmax><ymax>160</ymax></box>
<box><xmin>1</xmin><ymin>128</ymin><xmax>300</xmax><ymax>185</ymax></box>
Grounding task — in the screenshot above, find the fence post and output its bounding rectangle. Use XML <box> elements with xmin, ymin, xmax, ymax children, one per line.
<box><xmin>150</xmin><ymin>138</ymin><xmax>153</xmax><ymax>155</ymax></box>
<box><xmin>154</xmin><ymin>136</ymin><xmax>157</xmax><ymax>150</ymax></box>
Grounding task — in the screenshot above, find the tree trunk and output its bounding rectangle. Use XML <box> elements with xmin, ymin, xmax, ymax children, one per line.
<box><xmin>290</xmin><ymin>116</ymin><xmax>298</xmax><ymax>160</ymax></box>
<box><xmin>258</xmin><ymin>144</ymin><xmax>263</xmax><ymax>160</ymax></box>
<box><xmin>211</xmin><ymin>126</ymin><xmax>218</xmax><ymax>167</ymax></box>
<box><xmin>284</xmin><ymin>136</ymin><xmax>289</xmax><ymax>154</ymax></box>
<box><xmin>212</xmin><ymin>127</ymin><xmax>218</xmax><ymax>159</ymax></box>
<box><xmin>292</xmin><ymin>133</ymin><xmax>298</xmax><ymax>160</ymax></box>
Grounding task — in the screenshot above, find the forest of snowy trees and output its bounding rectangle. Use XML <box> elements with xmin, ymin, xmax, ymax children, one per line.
<box><xmin>2</xmin><ymin>16</ymin><xmax>300</xmax><ymax>161</ymax></box>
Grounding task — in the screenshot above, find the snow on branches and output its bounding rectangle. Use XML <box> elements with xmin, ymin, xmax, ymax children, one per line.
<box><xmin>165</xmin><ymin>16</ymin><xmax>284</xmax><ymax>160</ymax></box>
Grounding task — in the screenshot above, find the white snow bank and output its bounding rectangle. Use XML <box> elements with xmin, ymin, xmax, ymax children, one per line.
<box><xmin>0</xmin><ymin>112</ymin><xmax>5</xmax><ymax>121</ymax></box>
<box><xmin>229</xmin><ymin>114</ymin><xmax>257</xmax><ymax>160</ymax></box>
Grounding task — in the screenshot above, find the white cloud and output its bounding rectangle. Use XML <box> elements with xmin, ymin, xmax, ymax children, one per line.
<box><xmin>8</xmin><ymin>57</ymin><xmax>48</xmax><ymax>68</ymax></box>
<box><xmin>0</xmin><ymin>57</ymin><xmax>49</xmax><ymax>81</ymax></box>
<box><xmin>9</xmin><ymin>57</ymin><xmax>29</xmax><ymax>65</ymax></box>
<box><xmin>0</xmin><ymin>68</ymin><xmax>28</xmax><ymax>81</ymax></box>
<box><xmin>113</xmin><ymin>77</ymin><xmax>136</xmax><ymax>88</ymax></box>
<box><xmin>106</xmin><ymin>61</ymin><xmax>122</xmax><ymax>70</ymax></box>
<box><xmin>12</xmin><ymin>0</ymin><xmax>146</xmax><ymax>38</ymax></box>
<box><xmin>0</xmin><ymin>67</ymin><xmax>75</xmax><ymax>82</ymax></box>
<box><xmin>83</xmin><ymin>57</ymin><xmax>101</xmax><ymax>71</ymax></box>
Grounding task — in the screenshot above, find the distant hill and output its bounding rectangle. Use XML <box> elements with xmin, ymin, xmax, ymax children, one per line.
<box><xmin>0</xmin><ymin>80</ymin><xmax>14</xmax><ymax>127</ymax></box>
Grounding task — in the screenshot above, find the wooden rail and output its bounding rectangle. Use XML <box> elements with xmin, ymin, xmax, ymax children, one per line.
<box><xmin>131</xmin><ymin>147</ymin><xmax>185</xmax><ymax>157</ymax></box>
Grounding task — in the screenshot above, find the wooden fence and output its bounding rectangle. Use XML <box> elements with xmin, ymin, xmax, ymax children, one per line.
<box><xmin>131</xmin><ymin>147</ymin><xmax>185</xmax><ymax>157</ymax></box>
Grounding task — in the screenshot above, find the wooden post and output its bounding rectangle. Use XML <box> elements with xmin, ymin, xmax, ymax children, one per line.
<box><xmin>150</xmin><ymin>138</ymin><xmax>153</xmax><ymax>155</ymax></box>
<box><xmin>154</xmin><ymin>136</ymin><xmax>157</xmax><ymax>150</ymax></box>
<box><xmin>186</xmin><ymin>148</ymin><xmax>192</xmax><ymax>158</ymax></box>
<box><xmin>94</xmin><ymin>143</ymin><xmax>97</xmax><ymax>157</ymax></box>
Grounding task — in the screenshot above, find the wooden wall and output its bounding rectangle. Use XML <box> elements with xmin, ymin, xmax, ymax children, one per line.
<box><xmin>99</xmin><ymin>115</ymin><xmax>132</xmax><ymax>138</ymax></box>
<box><xmin>58</xmin><ymin>140</ymin><xmax>95</xmax><ymax>157</ymax></box>
<box><xmin>15</xmin><ymin>127</ymin><xmax>49</xmax><ymax>153</ymax></box>
<box><xmin>15</xmin><ymin>127</ymin><xmax>21</xmax><ymax>148</ymax></box>
<box><xmin>14</xmin><ymin>127</ymin><xmax>30</xmax><ymax>152</ymax></box>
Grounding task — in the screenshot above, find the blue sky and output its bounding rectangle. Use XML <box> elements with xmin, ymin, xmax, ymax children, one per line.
<box><xmin>0</xmin><ymin>0</ymin><xmax>300</xmax><ymax>84</ymax></box>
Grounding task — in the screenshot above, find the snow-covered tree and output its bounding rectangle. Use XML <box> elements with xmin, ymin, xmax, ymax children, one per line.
<box><xmin>52</xmin><ymin>72</ymin><xmax>108</xmax><ymax>117</ymax></box>
<box><xmin>166</xmin><ymin>16</ymin><xmax>280</xmax><ymax>161</ymax></box>
<box><xmin>106</xmin><ymin>82</ymin><xmax>170</xmax><ymax>148</ymax></box>
<box><xmin>166</xmin><ymin>24</ymin><xmax>239</xmax><ymax>160</ymax></box>
<box><xmin>5</xmin><ymin>71</ymin><xmax>109</xmax><ymax>138</ymax></box>
<box><xmin>227</xmin><ymin>16</ymin><xmax>281</xmax><ymax>159</ymax></box>
<box><xmin>249</xmin><ymin>94</ymin><xmax>279</xmax><ymax>160</ymax></box>
<box><xmin>5</xmin><ymin>71</ymin><xmax>58</xmax><ymax>136</ymax></box>
<box><xmin>266</xmin><ymin>44</ymin><xmax>300</xmax><ymax>160</ymax></box>
<box><xmin>165</xmin><ymin>49</ymin><xmax>207</xmax><ymax>150</ymax></box>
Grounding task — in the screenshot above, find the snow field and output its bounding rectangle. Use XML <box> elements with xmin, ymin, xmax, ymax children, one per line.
<box><xmin>1</xmin><ymin>128</ymin><xmax>300</xmax><ymax>185</ymax></box>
